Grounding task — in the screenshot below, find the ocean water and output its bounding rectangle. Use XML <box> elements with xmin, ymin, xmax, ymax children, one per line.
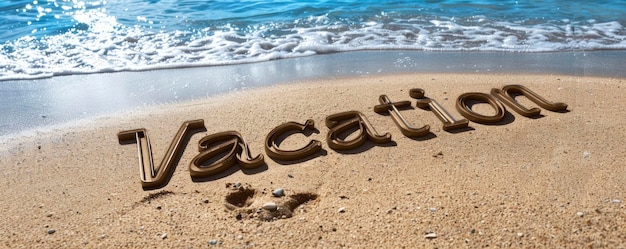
<box><xmin>1</xmin><ymin>0</ymin><xmax>626</xmax><ymax>81</ymax></box>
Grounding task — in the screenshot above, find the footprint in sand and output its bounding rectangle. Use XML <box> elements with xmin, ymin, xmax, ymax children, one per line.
<box><xmin>224</xmin><ymin>183</ymin><xmax>317</xmax><ymax>221</ymax></box>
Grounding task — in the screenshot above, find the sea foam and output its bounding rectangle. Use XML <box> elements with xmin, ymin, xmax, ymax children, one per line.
<box><xmin>1</xmin><ymin>0</ymin><xmax>625</xmax><ymax>80</ymax></box>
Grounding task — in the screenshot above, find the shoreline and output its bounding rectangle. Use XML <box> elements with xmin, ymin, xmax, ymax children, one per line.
<box><xmin>1</xmin><ymin>73</ymin><xmax>624</xmax><ymax>247</ymax></box>
<box><xmin>2</xmin><ymin>50</ymin><xmax>626</xmax><ymax>137</ymax></box>
<box><xmin>3</xmin><ymin>50</ymin><xmax>626</xmax><ymax>82</ymax></box>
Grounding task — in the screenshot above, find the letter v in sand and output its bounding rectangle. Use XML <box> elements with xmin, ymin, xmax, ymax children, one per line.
<box><xmin>117</xmin><ymin>120</ymin><xmax>206</xmax><ymax>189</ymax></box>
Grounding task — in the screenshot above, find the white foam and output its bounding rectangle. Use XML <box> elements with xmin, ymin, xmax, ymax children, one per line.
<box><xmin>1</xmin><ymin>15</ymin><xmax>625</xmax><ymax>81</ymax></box>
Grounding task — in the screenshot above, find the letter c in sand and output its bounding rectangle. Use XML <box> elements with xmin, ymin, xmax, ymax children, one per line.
<box><xmin>265</xmin><ymin>119</ymin><xmax>323</xmax><ymax>161</ymax></box>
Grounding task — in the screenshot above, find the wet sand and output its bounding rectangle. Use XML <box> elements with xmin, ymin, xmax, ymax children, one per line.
<box><xmin>3</xmin><ymin>50</ymin><xmax>626</xmax><ymax>137</ymax></box>
<box><xmin>0</xmin><ymin>73</ymin><xmax>624</xmax><ymax>248</ymax></box>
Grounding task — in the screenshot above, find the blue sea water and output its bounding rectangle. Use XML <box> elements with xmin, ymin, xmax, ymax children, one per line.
<box><xmin>1</xmin><ymin>0</ymin><xmax>625</xmax><ymax>80</ymax></box>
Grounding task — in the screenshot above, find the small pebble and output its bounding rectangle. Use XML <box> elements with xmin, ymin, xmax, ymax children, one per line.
<box><xmin>272</xmin><ymin>188</ymin><xmax>285</xmax><ymax>197</ymax></box>
<box><xmin>338</xmin><ymin>207</ymin><xmax>346</xmax><ymax>213</ymax></box>
<box><xmin>236</xmin><ymin>213</ymin><xmax>243</xmax><ymax>220</ymax></box>
<box><xmin>237</xmin><ymin>235</ymin><xmax>243</xmax><ymax>240</ymax></box>
<box><xmin>612</xmin><ymin>199</ymin><xmax>622</xmax><ymax>203</ymax></box>
<box><xmin>429</xmin><ymin>207</ymin><xmax>437</xmax><ymax>212</ymax></box>
<box><xmin>209</xmin><ymin>239</ymin><xmax>217</xmax><ymax>245</ymax></box>
<box><xmin>161</xmin><ymin>233</ymin><xmax>167</xmax><ymax>239</ymax></box>
<box><xmin>425</xmin><ymin>232</ymin><xmax>437</xmax><ymax>239</ymax></box>
<box><xmin>583</xmin><ymin>151</ymin><xmax>590</xmax><ymax>158</ymax></box>
<box><xmin>263</xmin><ymin>202</ymin><xmax>278</xmax><ymax>211</ymax></box>
<box><xmin>576</xmin><ymin>211</ymin><xmax>584</xmax><ymax>217</ymax></box>
<box><xmin>517</xmin><ymin>232</ymin><xmax>524</xmax><ymax>237</ymax></box>
<box><xmin>287</xmin><ymin>174</ymin><xmax>294</xmax><ymax>178</ymax></box>
<box><xmin>47</xmin><ymin>229</ymin><xmax>56</xmax><ymax>235</ymax></box>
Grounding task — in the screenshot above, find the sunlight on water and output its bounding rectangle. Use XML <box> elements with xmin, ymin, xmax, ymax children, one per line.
<box><xmin>1</xmin><ymin>0</ymin><xmax>625</xmax><ymax>80</ymax></box>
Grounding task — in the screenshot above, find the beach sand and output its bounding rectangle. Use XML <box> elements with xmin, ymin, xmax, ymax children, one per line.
<box><xmin>1</xmin><ymin>73</ymin><xmax>624</xmax><ymax>248</ymax></box>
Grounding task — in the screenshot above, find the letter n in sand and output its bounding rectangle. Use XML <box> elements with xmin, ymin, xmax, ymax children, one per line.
<box><xmin>491</xmin><ymin>85</ymin><xmax>568</xmax><ymax>117</ymax></box>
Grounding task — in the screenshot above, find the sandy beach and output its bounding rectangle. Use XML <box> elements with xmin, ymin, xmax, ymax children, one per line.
<box><xmin>1</xmin><ymin>73</ymin><xmax>624</xmax><ymax>248</ymax></box>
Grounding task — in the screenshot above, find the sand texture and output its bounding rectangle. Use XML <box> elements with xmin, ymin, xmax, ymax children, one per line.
<box><xmin>1</xmin><ymin>73</ymin><xmax>624</xmax><ymax>248</ymax></box>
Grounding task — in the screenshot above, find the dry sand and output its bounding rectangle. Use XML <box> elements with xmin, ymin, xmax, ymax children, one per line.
<box><xmin>0</xmin><ymin>73</ymin><xmax>624</xmax><ymax>248</ymax></box>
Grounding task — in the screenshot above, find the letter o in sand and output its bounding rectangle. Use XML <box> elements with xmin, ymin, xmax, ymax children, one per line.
<box><xmin>456</xmin><ymin>92</ymin><xmax>506</xmax><ymax>124</ymax></box>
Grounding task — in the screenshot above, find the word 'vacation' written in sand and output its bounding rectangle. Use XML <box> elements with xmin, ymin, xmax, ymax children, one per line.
<box><xmin>117</xmin><ymin>84</ymin><xmax>568</xmax><ymax>190</ymax></box>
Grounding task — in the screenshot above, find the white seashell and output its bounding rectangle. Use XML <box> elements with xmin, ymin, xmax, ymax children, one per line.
<box><xmin>263</xmin><ymin>202</ymin><xmax>278</xmax><ymax>211</ymax></box>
